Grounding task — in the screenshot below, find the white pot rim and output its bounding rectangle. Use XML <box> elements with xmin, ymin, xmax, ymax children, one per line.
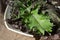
<box><xmin>4</xmin><ymin>5</ymin><xmax>33</xmax><ymax>37</ymax></box>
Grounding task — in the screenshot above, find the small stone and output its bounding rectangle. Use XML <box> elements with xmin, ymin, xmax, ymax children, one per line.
<box><xmin>19</xmin><ymin>26</ymin><xmax>22</xmax><ymax>30</ymax></box>
<box><xmin>53</xmin><ymin>34</ymin><xmax>59</xmax><ymax>40</ymax></box>
<box><xmin>15</xmin><ymin>22</ymin><xmax>18</xmax><ymax>25</ymax></box>
<box><xmin>18</xmin><ymin>21</ymin><xmax>22</xmax><ymax>26</ymax></box>
<box><xmin>52</xmin><ymin>1</ymin><xmax>58</xmax><ymax>5</ymax></box>
<box><xmin>12</xmin><ymin>24</ymin><xmax>19</xmax><ymax>29</ymax></box>
<box><xmin>41</xmin><ymin>36</ymin><xmax>48</xmax><ymax>40</ymax></box>
<box><xmin>44</xmin><ymin>36</ymin><xmax>48</xmax><ymax>39</ymax></box>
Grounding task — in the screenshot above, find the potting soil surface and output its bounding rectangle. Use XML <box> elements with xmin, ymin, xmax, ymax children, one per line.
<box><xmin>0</xmin><ymin>4</ymin><xmax>60</xmax><ymax>40</ymax></box>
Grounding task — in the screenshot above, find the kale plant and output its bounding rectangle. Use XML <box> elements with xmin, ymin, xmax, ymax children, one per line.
<box><xmin>10</xmin><ymin>0</ymin><xmax>53</xmax><ymax>35</ymax></box>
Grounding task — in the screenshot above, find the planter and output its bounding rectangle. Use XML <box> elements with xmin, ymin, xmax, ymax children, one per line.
<box><xmin>4</xmin><ymin>5</ymin><xmax>33</xmax><ymax>37</ymax></box>
<box><xmin>4</xmin><ymin>1</ymin><xmax>60</xmax><ymax>39</ymax></box>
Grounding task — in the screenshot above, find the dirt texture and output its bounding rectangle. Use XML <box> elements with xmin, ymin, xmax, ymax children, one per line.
<box><xmin>0</xmin><ymin>1</ymin><xmax>60</xmax><ymax>40</ymax></box>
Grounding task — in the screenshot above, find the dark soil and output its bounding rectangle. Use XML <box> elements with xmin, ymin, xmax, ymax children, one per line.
<box><xmin>6</xmin><ymin>0</ymin><xmax>60</xmax><ymax>40</ymax></box>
